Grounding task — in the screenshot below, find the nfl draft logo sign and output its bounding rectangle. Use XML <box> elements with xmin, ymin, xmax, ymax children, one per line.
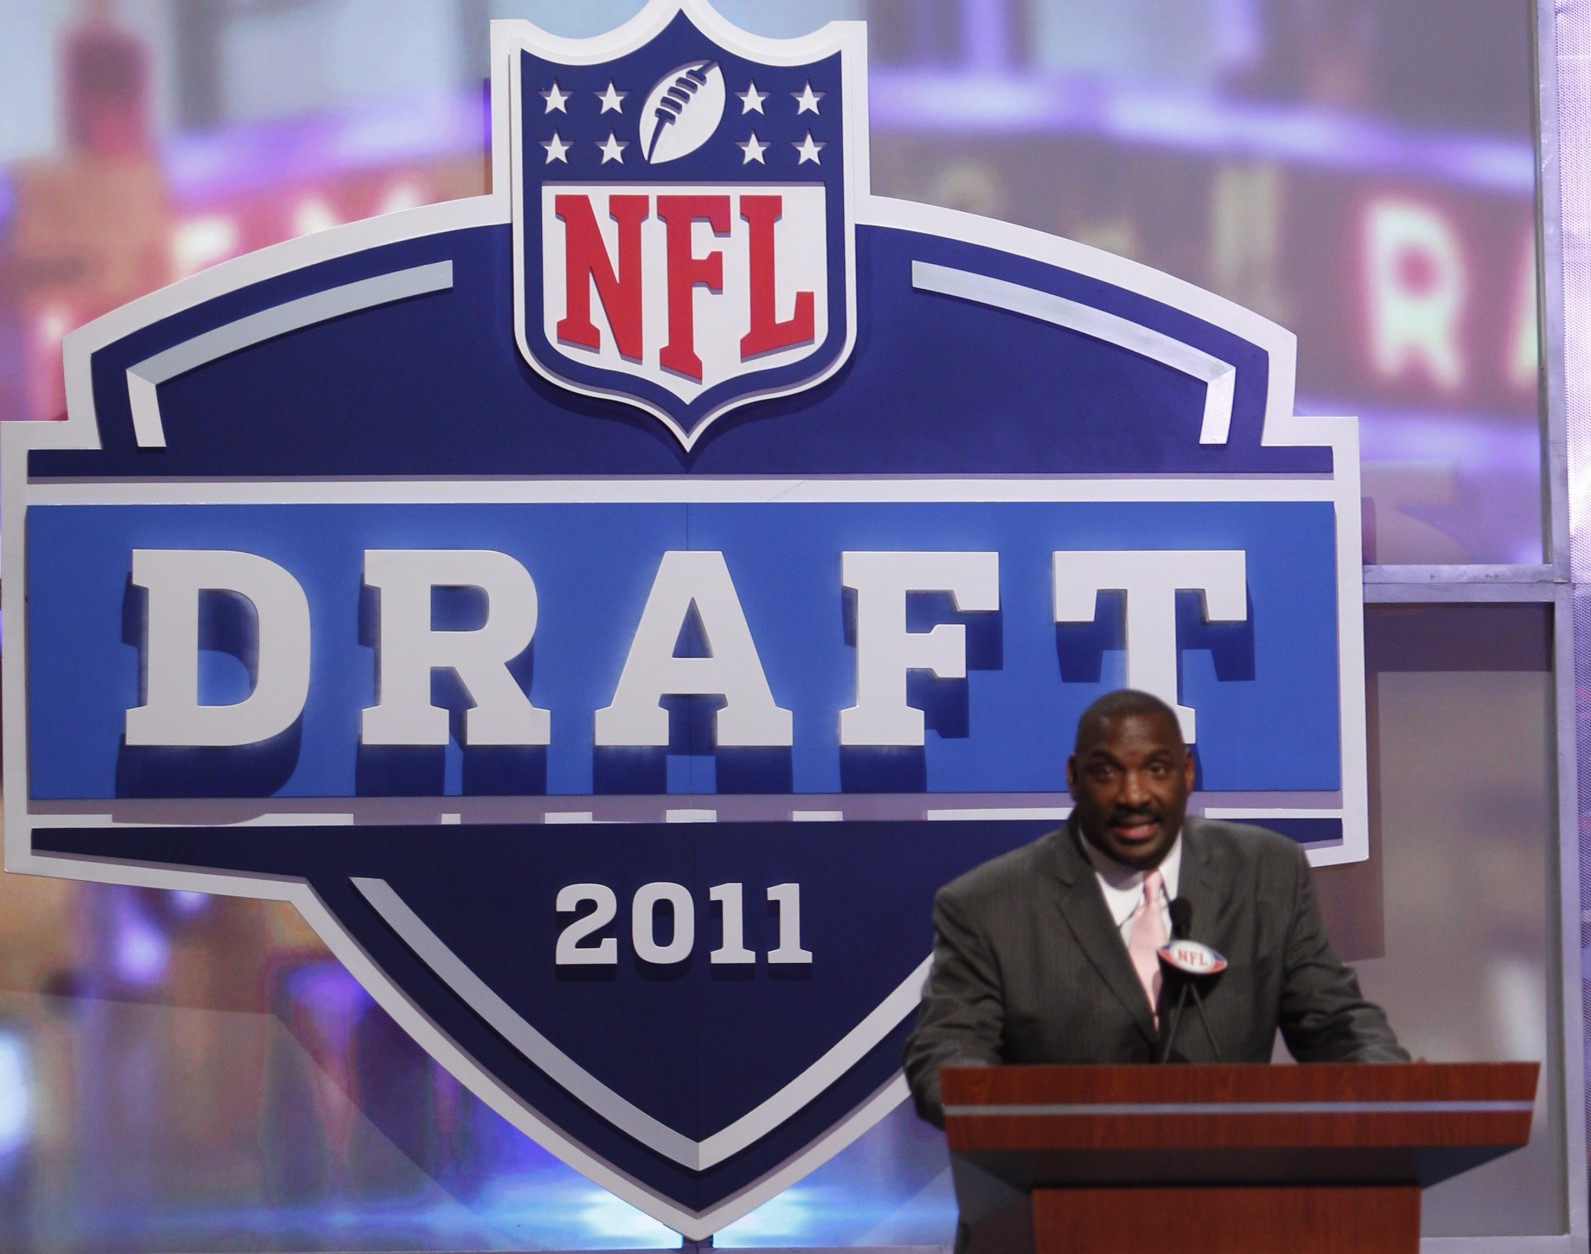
<box><xmin>2</xmin><ymin>0</ymin><xmax>1366</xmax><ymax>1238</ymax></box>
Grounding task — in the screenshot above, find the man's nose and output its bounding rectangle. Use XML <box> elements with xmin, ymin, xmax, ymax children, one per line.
<box><xmin>1119</xmin><ymin>769</ymin><xmax>1150</xmax><ymax>805</ymax></box>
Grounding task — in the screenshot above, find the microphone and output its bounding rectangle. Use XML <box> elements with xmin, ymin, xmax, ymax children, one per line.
<box><xmin>1156</xmin><ymin>897</ymin><xmax>1225</xmax><ymax>1064</ymax></box>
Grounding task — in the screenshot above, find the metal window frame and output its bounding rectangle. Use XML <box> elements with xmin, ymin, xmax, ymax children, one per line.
<box><xmin>1347</xmin><ymin>4</ymin><xmax>1587</xmax><ymax>1252</ymax></box>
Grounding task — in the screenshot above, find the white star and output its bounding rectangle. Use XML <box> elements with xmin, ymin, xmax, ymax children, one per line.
<box><xmin>792</xmin><ymin>82</ymin><xmax>824</xmax><ymax>114</ymax></box>
<box><xmin>738</xmin><ymin>81</ymin><xmax>768</xmax><ymax>114</ymax></box>
<box><xmin>541</xmin><ymin>82</ymin><xmax>570</xmax><ymax>113</ymax></box>
<box><xmin>597</xmin><ymin>82</ymin><xmax>627</xmax><ymax>113</ymax></box>
<box><xmin>541</xmin><ymin>131</ymin><xmax>571</xmax><ymax>163</ymax></box>
<box><xmin>738</xmin><ymin>132</ymin><xmax>769</xmax><ymax>164</ymax></box>
<box><xmin>598</xmin><ymin>132</ymin><xmax>628</xmax><ymax>164</ymax></box>
<box><xmin>793</xmin><ymin>131</ymin><xmax>825</xmax><ymax>164</ymax></box>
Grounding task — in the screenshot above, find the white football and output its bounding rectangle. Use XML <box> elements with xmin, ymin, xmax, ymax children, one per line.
<box><xmin>639</xmin><ymin>60</ymin><xmax>725</xmax><ymax>165</ymax></box>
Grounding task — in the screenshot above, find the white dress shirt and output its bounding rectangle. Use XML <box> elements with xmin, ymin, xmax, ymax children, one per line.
<box><xmin>1080</xmin><ymin>832</ymin><xmax>1183</xmax><ymax>946</ymax></box>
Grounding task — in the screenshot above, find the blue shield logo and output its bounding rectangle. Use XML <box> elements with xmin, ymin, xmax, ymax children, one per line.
<box><xmin>511</xmin><ymin>5</ymin><xmax>857</xmax><ymax>448</ymax></box>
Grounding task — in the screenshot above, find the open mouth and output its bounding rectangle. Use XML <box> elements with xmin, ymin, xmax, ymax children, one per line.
<box><xmin>1110</xmin><ymin>813</ymin><xmax>1161</xmax><ymax>843</ymax></box>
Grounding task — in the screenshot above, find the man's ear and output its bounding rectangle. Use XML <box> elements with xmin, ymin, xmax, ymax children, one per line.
<box><xmin>1183</xmin><ymin>746</ymin><xmax>1197</xmax><ymax>790</ymax></box>
<box><xmin>1065</xmin><ymin>754</ymin><xmax>1078</xmax><ymax>797</ymax></box>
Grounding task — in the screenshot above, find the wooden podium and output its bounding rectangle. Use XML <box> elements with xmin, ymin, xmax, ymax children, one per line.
<box><xmin>941</xmin><ymin>1062</ymin><xmax>1538</xmax><ymax>1254</ymax></box>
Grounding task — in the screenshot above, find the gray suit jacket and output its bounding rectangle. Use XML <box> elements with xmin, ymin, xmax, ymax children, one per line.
<box><xmin>903</xmin><ymin>816</ymin><xmax>1408</xmax><ymax>1125</ymax></box>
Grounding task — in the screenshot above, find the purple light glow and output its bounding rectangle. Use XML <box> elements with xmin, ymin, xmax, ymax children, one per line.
<box><xmin>868</xmin><ymin>72</ymin><xmax>1534</xmax><ymax>193</ymax></box>
<box><xmin>1326</xmin><ymin>401</ymin><xmax>1541</xmax><ymax>468</ymax></box>
<box><xmin>112</xmin><ymin>908</ymin><xmax>168</xmax><ymax>986</ymax></box>
<box><xmin>1301</xmin><ymin>397</ymin><xmax>1544</xmax><ymax>565</ymax></box>
<box><xmin>157</xmin><ymin>72</ymin><xmax>1532</xmax><ymax>210</ymax></box>
<box><xmin>963</xmin><ymin>0</ymin><xmax>1012</xmax><ymax>72</ymax></box>
<box><xmin>164</xmin><ymin>88</ymin><xmax>487</xmax><ymax>202</ymax></box>
<box><xmin>283</xmin><ymin>960</ymin><xmax>372</xmax><ymax>1027</ymax></box>
<box><xmin>0</xmin><ymin>1032</ymin><xmax>31</xmax><ymax>1157</ymax></box>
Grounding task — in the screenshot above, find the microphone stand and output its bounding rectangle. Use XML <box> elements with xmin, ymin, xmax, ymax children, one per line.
<box><xmin>1188</xmin><ymin>973</ymin><xmax>1223</xmax><ymax>1062</ymax></box>
<box><xmin>1156</xmin><ymin>978</ymin><xmax>1192</xmax><ymax>1064</ymax></box>
<box><xmin>1157</xmin><ymin>897</ymin><xmax>1224</xmax><ymax>1064</ymax></box>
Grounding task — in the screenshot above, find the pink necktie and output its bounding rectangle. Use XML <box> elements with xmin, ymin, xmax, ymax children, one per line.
<box><xmin>1127</xmin><ymin>869</ymin><xmax>1167</xmax><ymax>1024</ymax></box>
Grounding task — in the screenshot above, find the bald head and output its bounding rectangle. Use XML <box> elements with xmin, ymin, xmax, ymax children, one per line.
<box><xmin>1073</xmin><ymin>689</ymin><xmax>1183</xmax><ymax>757</ymax></box>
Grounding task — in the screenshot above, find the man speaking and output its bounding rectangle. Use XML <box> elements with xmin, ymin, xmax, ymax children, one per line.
<box><xmin>903</xmin><ymin>688</ymin><xmax>1407</xmax><ymax>1128</ymax></box>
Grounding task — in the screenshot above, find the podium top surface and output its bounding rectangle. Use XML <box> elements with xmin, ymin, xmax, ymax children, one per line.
<box><xmin>942</xmin><ymin>1061</ymin><xmax>1538</xmax><ymax>1111</ymax></box>
<box><xmin>940</xmin><ymin>1062</ymin><xmax>1539</xmax><ymax>1184</ymax></box>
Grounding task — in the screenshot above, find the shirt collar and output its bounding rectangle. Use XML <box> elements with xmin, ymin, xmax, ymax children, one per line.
<box><xmin>1081</xmin><ymin>831</ymin><xmax>1183</xmax><ymax>929</ymax></box>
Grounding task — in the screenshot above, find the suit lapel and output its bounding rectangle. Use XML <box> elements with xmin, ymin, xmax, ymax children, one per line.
<box><xmin>1160</xmin><ymin>819</ymin><xmax>1235</xmax><ymax>1061</ymax></box>
<box><xmin>1176</xmin><ymin>818</ymin><xmax>1226</xmax><ymax>950</ymax></box>
<box><xmin>1048</xmin><ymin>819</ymin><xmax>1158</xmax><ymax>1043</ymax></box>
